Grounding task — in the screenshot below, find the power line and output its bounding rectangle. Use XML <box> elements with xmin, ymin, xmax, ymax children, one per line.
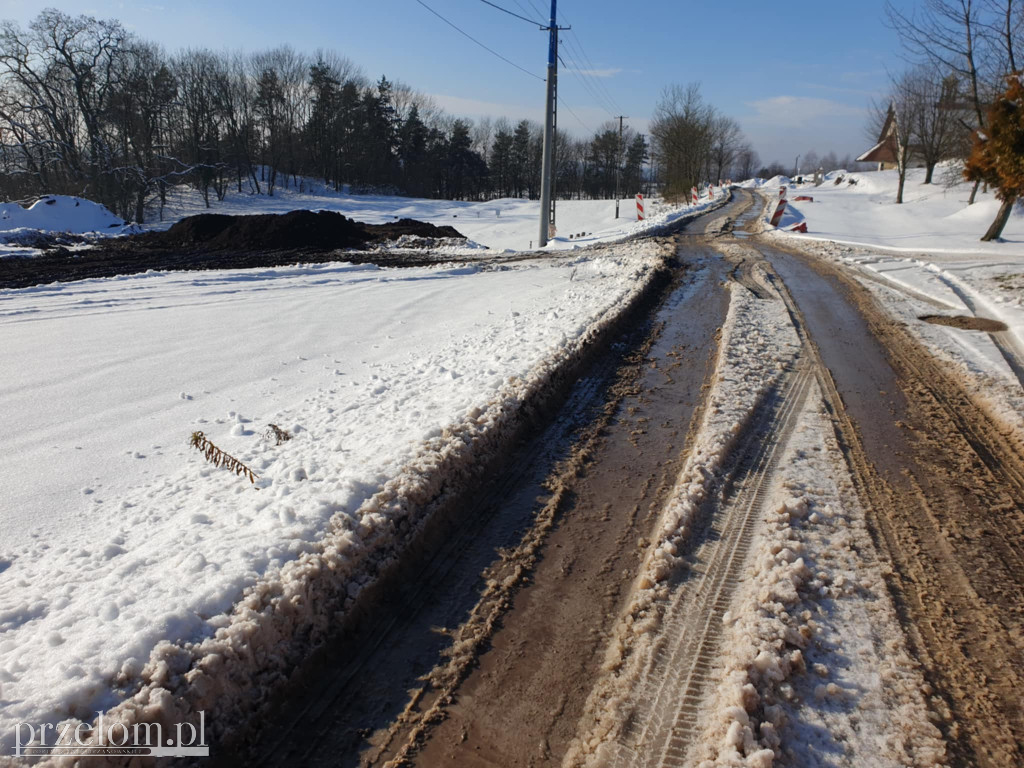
<box><xmin>554</xmin><ymin>7</ymin><xmax>625</xmax><ymax>115</ymax></box>
<box><xmin>558</xmin><ymin>49</ymin><xmax>619</xmax><ymax>120</ymax></box>
<box><xmin>523</xmin><ymin>0</ymin><xmax>548</xmax><ymax>19</ymax></box>
<box><xmin>562</xmin><ymin>30</ymin><xmax>623</xmax><ymax>114</ymax></box>
<box><xmin>413</xmin><ymin>0</ymin><xmax>543</xmax><ymax>82</ymax></box>
<box><xmin>510</xmin><ymin>0</ymin><xmax>544</xmax><ymax>23</ymax></box>
<box><xmin>558</xmin><ymin>95</ymin><xmax>595</xmax><ymax>135</ymax></box>
<box><xmin>477</xmin><ymin>0</ymin><xmax>545</xmax><ymax>26</ymax></box>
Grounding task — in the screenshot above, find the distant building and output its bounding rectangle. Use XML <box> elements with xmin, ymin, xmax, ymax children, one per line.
<box><xmin>857</xmin><ymin>104</ymin><xmax>921</xmax><ymax>171</ymax></box>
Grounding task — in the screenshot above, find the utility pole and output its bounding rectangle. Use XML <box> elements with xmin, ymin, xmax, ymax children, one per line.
<box><xmin>614</xmin><ymin>116</ymin><xmax>627</xmax><ymax>218</ymax></box>
<box><xmin>538</xmin><ymin>0</ymin><xmax>567</xmax><ymax>248</ymax></box>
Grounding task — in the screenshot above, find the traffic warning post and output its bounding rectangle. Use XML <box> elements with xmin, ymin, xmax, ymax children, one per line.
<box><xmin>769</xmin><ymin>199</ymin><xmax>787</xmax><ymax>227</ymax></box>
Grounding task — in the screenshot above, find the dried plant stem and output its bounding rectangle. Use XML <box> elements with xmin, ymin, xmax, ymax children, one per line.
<box><xmin>189</xmin><ymin>431</ymin><xmax>258</xmax><ymax>484</ymax></box>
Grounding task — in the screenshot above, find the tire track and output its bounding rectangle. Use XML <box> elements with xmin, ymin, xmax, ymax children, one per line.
<box><xmin>609</xmin><ymin>364</ymin><xmax>815</xmax><ymax>768</ymax></box>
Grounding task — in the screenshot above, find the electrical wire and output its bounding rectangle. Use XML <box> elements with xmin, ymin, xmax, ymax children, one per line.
<box><xmin>558</xmin><ymin>95</ymin><xmax>596</xmax><ymax>135</ymax></box>
<box><xmin>477</xmin><ymin>0</ymin><xmax>545</xmax><ymax>26</ymax></box>
<box><xmin>510</xmin><ymin>0</ymin><xmax>545</xmax><ymax>23</ymax></box>
<box><xmin>563</xmin><ymin>30</ymin><xmax>623</xmax><ymax>114</ymax></box>
<box><xmin>413</xmin><ymin>0</ymin><xmax>544</xmax><ymax>81</ymax></box>
<box><xmin>558</xmin><ymin>49</ymin><xmax>619</xmax><ymax>120</ymax></box>
<box><xmin>523</xmin><ymin>0</ymin><xmax>548</xmax><ymax>20</ymax></box>
<box><xmin>414</xmin><ymin>0</ymin><xmax>599</xmax><ymax>137</ymax></box>
<box><xmin>555</xmin><ymin>4</ymin><xmax>625</xmax><ymax>115</ymax></box>
<box><xmin>523</xmin><ymin>2</ymin><xmax>625</xmax><ymax>124</ymax></box>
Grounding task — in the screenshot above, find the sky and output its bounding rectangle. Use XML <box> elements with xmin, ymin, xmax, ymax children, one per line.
<box><xmin>0</xmin><ymin>0</ymin><xmax>907</xmax><ymax>168</ymax></box>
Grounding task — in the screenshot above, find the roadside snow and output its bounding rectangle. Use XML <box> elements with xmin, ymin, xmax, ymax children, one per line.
<box><xmin>763</xmin><ymin>166</ymin><xmax>1024</xmax><ymax>256</ymax></box>
<box><xmin>0</xmin><ymin>243</ymin><xmax>665</xmax><ymax>751</ymax></box>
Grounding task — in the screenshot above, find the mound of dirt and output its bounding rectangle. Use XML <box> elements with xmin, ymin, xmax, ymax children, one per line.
<box><xmin>372</xmin><ymin>218</ymin><xmax>464</xmax><ymax>241</ymax></box>
<box><xmin>0</xmin><ymin>211</ymin><xmax>469</xmax><ymax>289</ymax></box>
<box><xmin>149</xmin><ymin>211</ymin><xmax>464</xmax><ymax>252</ymax></box>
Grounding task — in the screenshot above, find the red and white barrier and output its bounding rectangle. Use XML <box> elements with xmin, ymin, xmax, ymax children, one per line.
<box><xmin>691</xmin><ymin>187</ymin><xmax>698</xmax><ymax>205</ymax></box>
<box><xmin>636</xmin><ymin>193</ymin><xmax>645</xmax><ymax>221</ymax></box>
<box><xmin>769</xmin><ymin>199</ymin><xmax>787</xmax><ymax>227</ymax></box>
<box><xmin>779</xmin><ymin>187</ymin><xmax>786</xmax><ymax>199</ymax></box>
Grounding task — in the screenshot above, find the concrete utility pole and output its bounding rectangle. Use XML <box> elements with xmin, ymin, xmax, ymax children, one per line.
<box><xmin>538</xmin><ymin>0</ymin><xmax>565</xmax><ymax>248</ymax></box>
<box><xmin>614</xmin><ymin>115</ymin><xmax>627</xmax><ymax>218</ymax></box>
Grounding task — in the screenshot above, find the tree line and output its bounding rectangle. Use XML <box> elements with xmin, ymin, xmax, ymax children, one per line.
<box><xmin>0</xmin><ymin>9</ymin><xmax>667</xmax><ymax>223</ymax></box>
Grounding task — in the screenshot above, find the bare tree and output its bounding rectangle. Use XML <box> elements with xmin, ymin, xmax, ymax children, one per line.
<box><xmin>885</xmin><ymin>0</ymin><xmax>1024</xmax><ymax>201</ymax></box>
<box><xmin>907</xmin><ymin>66</ymin><xmax>965</xmax><ymax>183</ymax></box>
<box><xmin>650</xmin><ymin>83</ymin><xmax>716</xmax><ymax>200</ymax></box>
<box><xmin>471</xmin><ymin>117</ymin><xmax>493</xmax><ymax>159</ymax></box>
<box><xmin>0</xmin><ymin>10</ymin><xmax>133</xmax><ymax>209</ymax></box>
<box><xmin>709</xmin><ymin>115</ymin><xmax>743</xmax><ymax>183</ymax></box>
<box><xmin>869</xmin><ymin>69</ymin><xmax>922</xmax><ymax>204</ymax></box>
<box><xmin>733</xmin><ymin>145</ymin><xmax>759</xmax><ymax>181</ymax></box>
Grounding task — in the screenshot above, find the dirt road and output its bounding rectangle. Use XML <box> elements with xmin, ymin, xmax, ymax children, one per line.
<box><xmin>232</xmin><ymin>191</ymin><xmax>1024</xmax><ymax>768</ymax></box>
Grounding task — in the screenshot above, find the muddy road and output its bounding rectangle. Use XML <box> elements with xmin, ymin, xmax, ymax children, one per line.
<box><xmin>226</xmin><ymin>190</ymin><xmax>1024</xmax><ymax>768</ymax></box>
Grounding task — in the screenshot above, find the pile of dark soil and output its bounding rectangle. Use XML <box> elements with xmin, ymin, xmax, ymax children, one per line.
<box><xmin>147</xmin><ymin>211</ymin><xmax>464</xmax><ymax>252</ymax></box>
<box><xmin>0</xmin><ymin>211</ymin><xmax>467</xmax><ymax>289</ymax></box>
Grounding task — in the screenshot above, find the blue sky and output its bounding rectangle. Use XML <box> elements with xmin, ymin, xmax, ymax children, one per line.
<box><xmin>0</xmin><ymin>0</ymin><xmax>906</xmax><ymax>166</ymax></box>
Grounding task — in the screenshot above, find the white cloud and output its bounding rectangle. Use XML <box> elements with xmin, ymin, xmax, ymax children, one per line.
<box><xmin>427</xmin><ymin>92</ymin><xmax>624</xmax><ymax>137</ymax></box>
<box><xmin>744</xmin><ymin>96</ymin><xmax>866</xmax><ymax>128</ymax></box>
<box><xmin>739</xmin><ymin>96</ymin><xmax>870</xmax><ymax>164</ymax></box>
<box><xmin>565</xmin><ymin>67</ymin><xmax>622</xmax><ymax>79</ymax></box>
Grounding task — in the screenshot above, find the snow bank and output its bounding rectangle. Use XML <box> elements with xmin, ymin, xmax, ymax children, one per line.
<box><xmin>563</xmin><ymin>261</ymin><xmax>802</xmax><ymax>766</ymax></box>
<box><xmin>689</xmin><ymin>386</ymin><xmax>947</xmax><ymax>768</ymax></box>
<box><xmin>0</xmin><ymin>196</ymin><xmax>124</xmax><ymax>239</ymax></box>
<box><xmin>0</xmin><ymin>240</ymin><xmax>675</xmax><ymax>760</ymax></box>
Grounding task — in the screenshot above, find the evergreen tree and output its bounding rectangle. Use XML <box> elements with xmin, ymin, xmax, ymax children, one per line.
<box><xmin>490</xmin><ymin>128</ymin><xmax>514</xmax><ymax>197</ymax></box>
<box><xmin>510</xmin><ymin>120</ymin><xmax>532</xmax><ymax>197</ymax></box>
<box><xmin>397</xmin><ymin>104</ymin><xmax>429</xmax><ymax>196</ymax></box>
<box><xmin>307</xmin><ymin>58</ymin><xmax>341</xmax><ymax>187</ymax></box>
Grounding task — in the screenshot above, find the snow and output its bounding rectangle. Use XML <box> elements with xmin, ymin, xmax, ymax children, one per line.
<box><xmin>0</xmin><ymin>196</ymin><xmax>125</xmax><ymax>239</ymax></box>
<box><xmin>0</xmin><ymin>181</ymin><xmax>716</xmax><ymax>261</ymax></box>
<box><xmin>765</xmin><ymin>166</ymin><xmax>1024</xmax><ymax>256</ymax></box>
<box><xmin>0</xmin><ymin>238</ymin><xmax>673</xmax><ymax>751</ymax></box>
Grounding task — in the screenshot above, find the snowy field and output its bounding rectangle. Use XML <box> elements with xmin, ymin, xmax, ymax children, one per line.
<box><xmin>754</xmin><ymin>165</ymin><xmax>1024</xmax><ymax>255</ymax></box>
<box><xmin>0</xmin><ymin>184</ymin><xmax>718</xmax><ymax>261</ymax></box>
<box><xmin>144</xmin><ymin>181</ymin><xmax>713</xmax><ymax>254</ymax></box>
<box><xmin>0</xmin><ymin>241</ymin><xmax>669</xmax><ymax>750</ymax></box>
